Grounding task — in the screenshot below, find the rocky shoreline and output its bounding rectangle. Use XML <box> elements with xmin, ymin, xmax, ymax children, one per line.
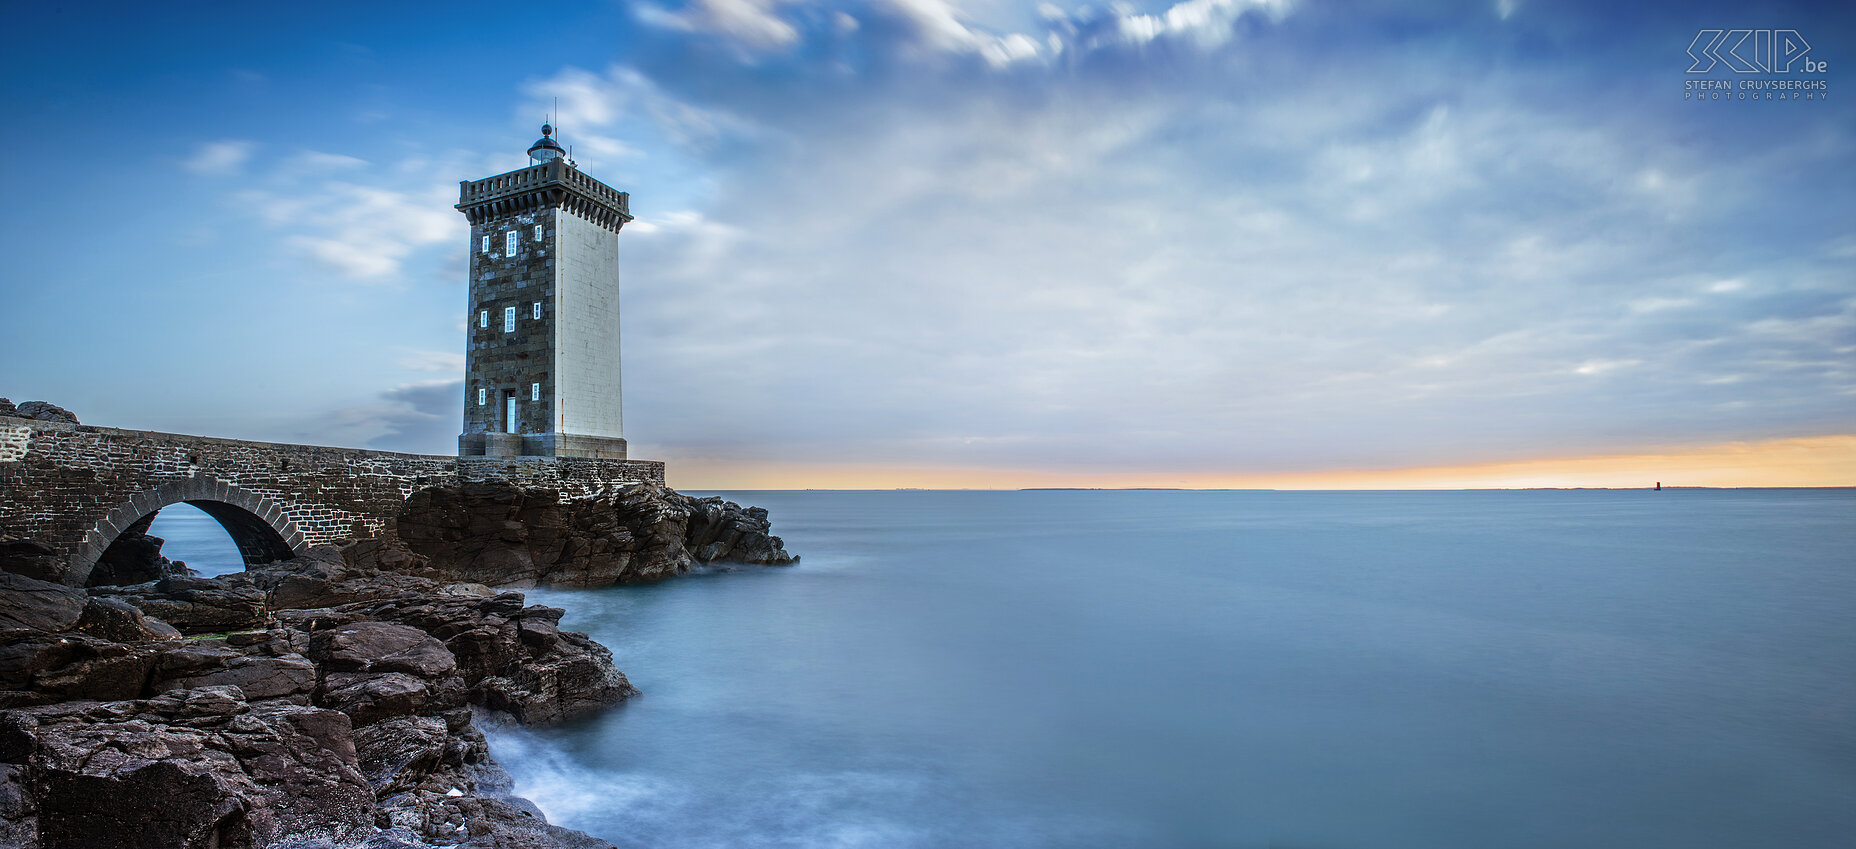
<box><xmin>0</xmin><ymin>481</ymin><xmax>796</xmax><ymax>848</ymax></box>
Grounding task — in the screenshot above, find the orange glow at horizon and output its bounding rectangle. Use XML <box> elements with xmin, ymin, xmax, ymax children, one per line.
<box><xmin>660</xmin><ymin>434</ymin><xmax>1856</xmax><ymax>491</ymax></box>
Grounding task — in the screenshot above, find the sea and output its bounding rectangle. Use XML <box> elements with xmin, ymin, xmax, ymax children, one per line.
<box><xmin>150</xmin><ymin>488</ymin><xmax>1856</xmax><ymax>849</ymax></box>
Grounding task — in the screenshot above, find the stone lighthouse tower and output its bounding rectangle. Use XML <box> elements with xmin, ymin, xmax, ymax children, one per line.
<box><xmin>456</xmin><ymin>125</ymin><xmax>633</xmax><ymax>459</ymax></box>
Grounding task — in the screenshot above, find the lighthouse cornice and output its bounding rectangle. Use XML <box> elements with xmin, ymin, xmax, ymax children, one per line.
<box><xmin>457</xmin><ymin>159</ymin><xmax>633</xmax><ymax>233</ymax></box>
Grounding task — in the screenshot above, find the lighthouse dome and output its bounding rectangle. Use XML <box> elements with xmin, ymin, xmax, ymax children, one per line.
<box><xmin>527</xmin><ymin>124</ymin><xmax>565</xmax><ymax>163</ymax></box>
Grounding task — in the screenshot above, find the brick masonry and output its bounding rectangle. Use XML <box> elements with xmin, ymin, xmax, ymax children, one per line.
<box><xmin>457</xmin><ymin>159</ymin><xmax>632</xmax><ymax>459</ymax></box>
<box><xmin>465</xmin><ymin>207</ymin><xmax>557</xmax><ymax>439</ymax></box>
<box><xmin>0</xmin><ymin>416</ymin><xmax>664</xmax><ymax>586</ymax></box>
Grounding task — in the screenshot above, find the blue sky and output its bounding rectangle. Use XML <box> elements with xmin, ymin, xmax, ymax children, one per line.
<box><xmin>2</xmin><ymin>0</ymin><xmax>1851</xmax><ymax>487</ymax></box>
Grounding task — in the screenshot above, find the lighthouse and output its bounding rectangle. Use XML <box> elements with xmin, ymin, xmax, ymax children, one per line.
<box><xmin>455</xmin><ymin>125</ymin><xmax>633</xmax><ymax>459</ymax></box>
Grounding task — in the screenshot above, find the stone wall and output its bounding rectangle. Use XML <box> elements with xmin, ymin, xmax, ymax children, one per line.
<box><xmin>0</xmin><ymin>416</ymin><xmax>663</xmax><ymax>585</ymax></box>
<box><xmin>465</xmin><ymin>207</ymin><xmax>557</xmax><ymax>440</ymax></box>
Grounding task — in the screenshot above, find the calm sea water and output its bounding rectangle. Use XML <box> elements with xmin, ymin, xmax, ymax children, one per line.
<box><xmin>147</xmin><ymin>502</ymin><xmax>247</xmax><ymax>577</ymax></box>
<box><xmin>152</xmin><ymin>490</ymin><xmax>1856</xmax><ymax>848</ymax></box>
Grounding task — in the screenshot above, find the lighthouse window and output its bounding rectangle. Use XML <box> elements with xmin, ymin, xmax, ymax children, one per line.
<box><xmin>506</xmin><ymin>230</ymin><xmax>518</xmax><ymax>255</ymax></box>
<box><xmin>531</xmin><ymin>382</ymin><xmax>540</xmax><ymax>401</ymax></box>
<box><xmin>477</xmin><ymin>387</ymin><xmax>486</xmax><ymax>406</ymax></box>
<box><xmin>532</xmin><ymin>302</ymin><xmax>542</xmax><ymax>320</ymax></box>
<box><xmin>481</xmin><ymin>235</ymin><xmax>490</xmax><ymax>253</ymax></box>
<box><xmin>533</xmin><ymin>225</ymin><xmax>543</xmax><ymax>242</ymax></box>
<box><xmin>478</xmin><ymin>310</ymin><xmax>488</xmax><ymax>328</ymax></box>
<box><xmin>503</xmin><ymin>306</ymin><xmax>516</xmax><ymax>333</ymax></box>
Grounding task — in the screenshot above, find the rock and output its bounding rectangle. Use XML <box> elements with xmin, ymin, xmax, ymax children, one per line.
<box><xmin>9</xmin><ymin>401</ymin><xmax>77</xmax><ymax>425</ymax></box>
<box><xmin>0</xmin><ymin>516</ymin><xmax>663</xmax><ymax>847</ymax></box>
<box><xmin>74</xmin><ymin>596</ymin><xmax>182</xmax><ymax>642</ymax></box>
<box><xmin>0</xmin><ymin>573</ymin><xmax>86</xmax><ymax>633</ymax></box>
<box><xmin>318</xmin><ymin>672</ymin><xmax>462</xmax><ymax>729</ymax></box>
<box><xmin>88</xmin><ymin>514</ymin><xmax>192</xmax><ymax>587</ymax></box>
<box><xmin>0</xmin><ymin>538</ymin><xmax>64</xmax><ymax>584</ymax></box>
<box><xmin>0</xmin><ymin>398</ymin><xmax>13</xmax><ymax>417</ymax></box>
<box><xmin>0</xmin><ymin>634</ymin><xmax>163</xmax><ymax>706</ymax></box>
<box><xmin>159</xmin><ymin>654</ymin><xmax>317</xmax><ymax>702</ymax></box>
<box><xmin>147</xmin><ymin>630</ymin><xmax>317</xmax><ymax>703</ymax></box>
<box><xmin>393</xmin><ymin>480</ymin><xmax>796</xmax><ymax>588</ymax></box>
<box><xmin>374</xmin><ymin>791</ymin><xmax>618</xmax><ymax>849</ymax></box>
<box><xmin>0</xmin><ymin>686</ymin><xmax>374</xmax><ymax>847</ymax></box>
<box><xmin>473</xmin><ymin>628</ymin><xmax>638</xmax><ymax>725</ymax></box>
<box><xmin>0</xmin><ymin>763</ymin><xmax>34</xmax><ymax>848</ymax></box>
<box><xmin>354</xmin><ymin>715</ymin><xmax>453</xmax><ymax>795</ymax></box>
<box><xmin>92</xmin><ymin>573</ymin><xmax>270</xmax><ymax>634</ymax></box>
<box><xmin>247</xmin><ymin>549</ymin><xmax>438</xmax><ymax>611</ymax></box>
<box><xmin>317</xmin><ymin>592</ymin><xmax>637</xmax><ymax>725</ymax></box>
<box><xmin>310</xmin><ymin>621</ymin><xmax>458</xmax><ymax>679</ymax></box>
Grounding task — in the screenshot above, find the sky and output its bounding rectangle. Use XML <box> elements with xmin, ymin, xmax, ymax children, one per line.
<box><xmin>2</xmin><ymin>0</ymin><xmax>1852</xmax><ymax>489</ymax></box>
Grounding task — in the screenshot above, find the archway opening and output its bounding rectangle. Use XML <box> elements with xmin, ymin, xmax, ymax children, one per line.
<box><xmin>85</xmin><ymin>504</ymin><xmax>246</xmax><ymax>586</ymax></box>
<box><xmin>146</xmin><ymin>503</ymin><xmax>247</xmax><ymax>578</ymax></box>
<box><xmin>85</xmin><ymin>498</ymin><xmax>299</xmax><ymax>587</ymax></box>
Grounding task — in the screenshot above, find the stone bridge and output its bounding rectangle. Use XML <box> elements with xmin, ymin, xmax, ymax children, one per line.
<box><xmin>0</xmin><ymin>417</ymin><xmax>664</xmax><ymax>586</ymax></box>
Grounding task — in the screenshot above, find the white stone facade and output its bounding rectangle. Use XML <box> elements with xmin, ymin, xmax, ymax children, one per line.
<box><xmin>553</xmin><ymin>210</ymin><xmax>624</xmax><ymax>440</ymax></box>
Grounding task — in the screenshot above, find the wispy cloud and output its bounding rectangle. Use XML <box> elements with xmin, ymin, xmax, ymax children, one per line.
<box><xmin>397</xmin><ymin>350</ymin><xmax>467</xmax><ymax>372</ymax></box>
<box><xmin>183</xmin><ymin>140</ymin><xmax>256</xmax><ymax>175</ymax></box>
<box><xmin>308</xmin><ymin>379</ymin><xmax>462</xmax><ymax>454</ymax></box>
<box><xmin>232</xmin><ymin>155</ymin><xmax>464</xmax><ymax>281</ymax></box>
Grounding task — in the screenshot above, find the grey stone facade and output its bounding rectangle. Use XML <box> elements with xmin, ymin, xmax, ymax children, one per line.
<box><xmin>457</xmin><ymin>158</ymin><xmax>632</xmax><ymax>459</ymax></box>
<box><xmin>463</xmin><ymin>206</ymin><xmax>557</xmax><ymax>441</ymax></box>
<box><xmin>0</xmin><ymin>416</ymin><xmax>664</xmax><ymax>585</ymax></box>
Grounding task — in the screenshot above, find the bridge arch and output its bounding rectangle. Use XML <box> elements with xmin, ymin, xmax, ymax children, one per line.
<box><xmin>69</xmin><ymin>477</ymin><xmax>307</xmax><ymax>586</ymax></box>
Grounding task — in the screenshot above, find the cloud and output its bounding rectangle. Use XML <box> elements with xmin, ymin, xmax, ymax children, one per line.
<box><xmin>639</xmin><ymin>0</ymin><xmax>802</xmax><ymax>49</ymax></box>
<box><xmin>397</xmin><ymin>350</ymin><xmax>467</xmax><ymax>372</ymax></box>
<box><xmin>630</xmin><ymin>0</ymin><xmax>1292</xmax><ymax>68</ymax></box>
<box><xmin>233</xmin><ymin>157</ymin><xmax>465</xmax><ymax>282</ymax></box>
<box><xmin>539</xmin><ymin>0</ymin><xmax>1856</xmax><ymax>477</ymax></box>
<box><xmin>183</xmin><ymin>140</ymin><xmax>256</xmax><ymax>175</ymax></box>
<box><xmin>308</xmin><ymin>379</ymin><xmax>462</xmax><ymax>454</ymax></box>
<box><xmin>1109</xmin><ymin>0</ymin><xmax>1287</xmax><ymax>48</ymax></box>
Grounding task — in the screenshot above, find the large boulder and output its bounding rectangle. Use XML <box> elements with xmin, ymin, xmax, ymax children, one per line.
<box><xmin>150</xmin><ymin>632</ymin><xmax>316</xmax><ymax>702</ymax></box>
<box><xmin>7</xmin><ymin>401</ymin><xmax>77</xmax><ymax>425</ymax></box>
<box><xmin>393</xmin><ymin>480</ymin><xmax>796</xmax><ymax>588</ymax></box>
<box><xmin>246</xmin><ymin>549</ymin><xmax>439</xmax><ymax>612</ymax></box>
<box><xmin>0</xmin><ymin>573</ymin><xmax>86</xmax><ymax>634</ymax></box>
<box><xmin>0</xmin><ymin>634</ymin><xmax>163</xmax><ymax>707</ymax></box>
<box><xmin>91</xmin><ymin>574</ymin><xmax>270</xmax><ymax>634</ymax></box>
<box><xmin>87</xmin><ymin>515</ymin><xmax>192</xmax><ymax>587</ymax></box>
<box><xmin>310</xmin><ymin>621</ymin><xmax>458</xmax><ymax>679</ymax></box>
<box><xmin>0</xmin><ymin>539</ymin><xmax>64</xmax><ymax>585</ymax></box>
<box><xmin>73</xmin><ymin>596</ymin><xmax>182</xmax><ymax>643</ymax></box>
<box><xmin>287</xmin><ymin>592</ymin><xmax>636</xmax><ymax>727</ymax></box>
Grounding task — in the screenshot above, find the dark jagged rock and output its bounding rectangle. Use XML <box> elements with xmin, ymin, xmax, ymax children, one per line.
<box><xmin>0</xmin><ymin>573</ymin><xmax>87</xmax><ymax>634</ymax></box>
<box><xmin>0</xmin><ymin>538</ymin><xmax>64</xmax><ymax>584</ymax></box>
<box><xmin>91</xmin><ymin>573</ymin><xmax>271</xmax><ymax>634</ymax></box>
<box><xmin>6</xmin><ymin>401</ymin><xmax>77</xmax><ymax>425</ymax></box>
<box><xmin>88</xmin><ymin>514</ymin><xmax>194</xmax><ymax>587</ymax></box>
<box><xmin>0</xmin><ymin>551</ymin><xmax>628</xmax><ymax>847</ymax></box>
<box><xmin>244</xmin><ymin>547</ymin><xmax>443</xmax><ymax>613</ymax></box>
<box><xmin>0</xmin><ymin>474</ymin><xmax>802</xmax><ymax>848</ymax></box>
<box><xmin>74</xmin><ymin>596</ymin><xmax>182</xmax><ymax>643</ymax></box>
<box><xmin>0</xmin><ymin>633</ymin><xmax>164</xmax><ymax>707</ymax></box>
<box><xmin>1</xmin><ymin>686</ymin><xmax>376</xmax><ymax>848</ymax></box>
<box><xmin>150</xmin><ymin>633</ymin><xmax>317</xmax><ymax>702</ymax></box>
<box><xmin>394</xmin><ymin>480</ymin><xmax>796</xmax><ymax>588</ymax></box>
